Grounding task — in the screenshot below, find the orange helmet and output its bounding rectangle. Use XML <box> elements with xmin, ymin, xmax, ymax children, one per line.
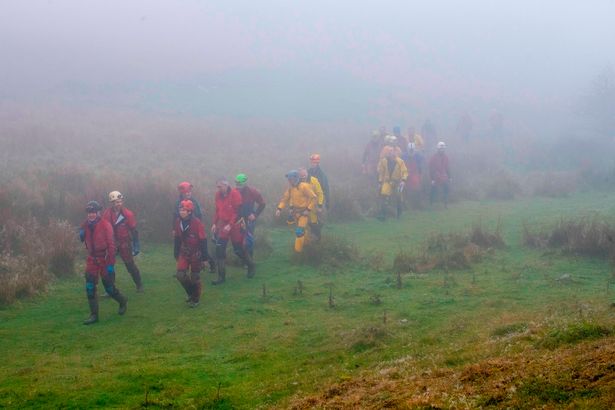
<box><xmin>180</xmin><ymin>200</ymin><xmax>194</xmax><ymax>212</ymax></box>
<box><xmin>177</xmin><ymin>181</ymin><xmax>193</xmax><ymax>194</ymax></box>
<box><xmin>310</xmin><ymin>153</ymin><xmax>321</xmax><ymax>164</ymax></box>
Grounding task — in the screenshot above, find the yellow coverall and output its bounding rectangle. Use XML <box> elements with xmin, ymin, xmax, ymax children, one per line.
<box><xmin>278</xmin><ymin>182</ymin><xmax>317</xmax><ymax>252</ymax></box>
<box><xmin>377</xmin><ymin>156</ymin><xmax>408</xmax><ymax>219</ymax></box>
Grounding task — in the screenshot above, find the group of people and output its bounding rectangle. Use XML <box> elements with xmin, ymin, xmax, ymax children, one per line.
<box><xmin>362</xmin><ymin>126</ymin><xmax>452</xmax><ymax>220</ymax></box>
<box><xmin>78</xmin><ymin>154</ymin><xmax>329</xmax><ymax>324</ymax></box>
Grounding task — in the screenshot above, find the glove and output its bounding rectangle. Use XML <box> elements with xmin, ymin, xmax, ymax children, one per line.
<box><xmin>132</xmin><ymin>239</ymin><xmax>140</xmax><ymax>256</ymax></box>
<box><xmin>106</xmin><ymin>265</ymin><xmax>115</xmax><ymax>274</ymax></box>
<box><xmin>79</xmin><ymin>228</ymin><xmax>85</xmax><ymax>242</ymax></box>
<box><xmin>397</xmin><ymin>181</ymin><xmax>405</xmax><ymax>193</ymax></box>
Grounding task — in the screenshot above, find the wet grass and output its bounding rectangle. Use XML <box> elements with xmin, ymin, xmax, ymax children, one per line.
<box><xmin>1</xmin><ymin>192</ymin><xmax>615</xmax><ymax>408</ymax></box>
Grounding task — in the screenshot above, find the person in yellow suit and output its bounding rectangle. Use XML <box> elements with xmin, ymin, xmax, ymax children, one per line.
<box><xmin>275</xmin><ymin>170</ymin><xmax>317</xmax><ymax>252</ymax></box>
<box><xmin>298</xmin><ymin>167</ymin><xmax>324</xmax><ymax>240</ymax></box>
<box><xmin>377</xmin><ymin>146</ymin><xmax>408</xmax><ymax>221</ymax></box>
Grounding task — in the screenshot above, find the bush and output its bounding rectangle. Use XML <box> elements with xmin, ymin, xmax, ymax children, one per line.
<box><xmin>393</xmin><ymin>223</ymin><xmax>504</xmax><ymax>273</ymax></box>
<box><xmin>0</xmin><ymin>216</ymin><xmax>78</xmax><ymax>305</ymax></box>
<box><xmin>523</xmin><ymin>217</ymin><xmax>615</xmax><ymax>258</ymax></box>
<box><xmin>0</xmin><ymin>254</ymin><xmax>50</xmax><ymax>305</ymax></box>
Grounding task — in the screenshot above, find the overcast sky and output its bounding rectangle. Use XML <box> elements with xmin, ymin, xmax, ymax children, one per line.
<box><xmin>2</xmin><ymin>1</ymin><xmax>614</xmax><ymax>120</ymax></box>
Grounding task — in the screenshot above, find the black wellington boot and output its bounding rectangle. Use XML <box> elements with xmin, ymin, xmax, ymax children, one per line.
<box><xmin>83</xmin><ymin>297</ymin><xmax>99</xmax><ymax>325</ymax></box>
<box><xmin>111</xmin><ymin>292</ymin><xmax>128</xmax><ymax>316</ymax></box>
<box><xmin>212</xmin><ymin>260</ymin><xmax>226</xmax><ymax>285</ymax></box>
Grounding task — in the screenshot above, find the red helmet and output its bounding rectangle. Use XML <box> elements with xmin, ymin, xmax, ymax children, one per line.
<box><xmin>177</xmin><ymin>181</ymin><xmax>193</xmax><ymax>194</ymax></box>
<box><xmin>180</xmin><ymin>200</ymin><xmax>194</xmax><ymax>212</ymax></box>
<box><xmin>310</xmin><ymin>153</ymin><xmax>321</xmax><ymax>164</ymax></box>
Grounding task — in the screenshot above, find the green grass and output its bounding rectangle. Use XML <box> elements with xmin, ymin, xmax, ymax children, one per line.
<box><xmin>1</xmin><ymin>192</ymin><xmax>615</xmax><ymax>408</ymax></box>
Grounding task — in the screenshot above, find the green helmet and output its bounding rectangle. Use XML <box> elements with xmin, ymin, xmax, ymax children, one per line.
<box><xmin>235</xmin><ymin>173</ymin><xmax>248</xmax><ymax>184</ymax></box>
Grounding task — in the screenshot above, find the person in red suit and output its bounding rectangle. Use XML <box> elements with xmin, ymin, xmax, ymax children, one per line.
<box><xmin>102</xmin><ymin>191</ymin><xmax>143</xmax><ymax>292</ymax></box>
<box><xmin>80</xmin><ymin>200</ymin><xmax>127</xmax><ymax>325</ymax></box>
<box><xmin>173</xmin><ymin>200</ymin><xmax>207</xmax><ymax>308</ymax></box>
<box><xmin>212</xmin><ymin>178</ymin><xmax>255</xmax><ymax>285</ymax></box>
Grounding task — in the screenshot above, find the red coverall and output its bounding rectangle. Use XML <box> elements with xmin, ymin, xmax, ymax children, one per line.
<box><xmin>102</xmin><ymin>207</ymin><xmax>142</xmax><ymax>289</ymax></box>
<box><xmin>214</xmin><ymin>187</ymin><xmax>244</xmax><ymax>248</ymax></box>
<box><xmin>174</xmin><ymin>215</ymin><xmax>206</xmax><ymax>303</ymax></box>
<box><xmin>81</xmin><ymin>218</ymin><xmax>122</xmax><ymax>302</ymax></box>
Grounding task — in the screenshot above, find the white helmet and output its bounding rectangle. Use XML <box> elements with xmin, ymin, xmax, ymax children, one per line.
<box><xmin>437</xmin><ymin>141</ymin><xmax>446</xmax><ymax>149</ymax></box>
<box><xmin>384</xmin><ymin>135</ymin><xmax>397</xmax><ymax>145</ymax></box>
<box><xmin>407</xmin><ymin>142</ymin><xmax>416</xmax><ymax>151</ymax></box>
<box><xmin>109</xmin><ymin>191</ymin><xmax>123</xmax><ymax>202</ymax></box>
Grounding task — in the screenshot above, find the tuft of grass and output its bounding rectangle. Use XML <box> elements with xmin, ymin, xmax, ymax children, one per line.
<box><xmin>537</xmin><ymin>321</ymin><xmax>612</xmax><ymax>350</ymax></box>
<box><xmin>491</xmin><ymin>322</ymin><xmax>528</xmax><ymax>337</ymax></box>
<box><xmin>523</xmin><ymin>216</ymin><xmax>615</xmax><ymax>258</ymax></box>
<box><xmin>292</xmin><ymin>235</ymin><xmax>359</xmax><ymax>269</ymax></box>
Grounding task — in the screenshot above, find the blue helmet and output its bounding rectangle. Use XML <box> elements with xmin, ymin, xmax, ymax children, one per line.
<box><xmin>285</xmin><ymin>170</ymin><xmax>300</xmax><ymax>185</ymax></box>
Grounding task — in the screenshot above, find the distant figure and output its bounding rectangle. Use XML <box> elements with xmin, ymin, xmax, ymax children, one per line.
<box><xmin>407</xmin><ymin>126</ymin><xmax>425</xmax><ymax>152</ymax></box>
<box><xmin>102</xmin><ymin>191</ymin><xmax>143</xmax><ymax>292</ymax></box>
<box><xmin>299</xmin><ymin>167</ymin><xmax>325</xmax><ymax>241</ymax></box>
<box><xmin>393</xmin><ymin>125</ymin><xmax>408</xmax><ymax>156</ymax></box>
<box><xmin>421</xmin><ymin>119</ymin><xmax>437</xmax><ymax>152</ymax></box>
<box><xmin>80</xmin><ymin>201</ymin><xmax>127</xmax><ymax>324</ymax></box>
<box><xmin>489</xmin><ymin>109</ymin><xmax>503</xmax><ymax>139</ymax></box>
<box><xmin>363</xmin><ymin>130</ymin><xmax>383</xmax><ymax>179</ymax></box>
<box><xmin>429</xmin><ymin>142</ymin><xmax>452</xmax><ymax>208</ymax></box>
<box><xmin>380</xmin><ymin>135</ymin><xmax>402</xmax><ymax>159</ymax></box>
<box><xmin>456</xmin><ymin>113</ymin><xmax>473</xmax><ymax>141</ymax></box>
<box><xmin>377</xmin><ymin>146</ymin><xmax>408</xmax><ymax>220</ymax></box>
<box><xmin>308</xmin><ymin>153</ymin><xmax>330</xmax><ymax>210</ymax></box>
<box><xmin>402</xmin><ymin>142</ymin><xmax>425</xmax><ymax>209</ymax></box>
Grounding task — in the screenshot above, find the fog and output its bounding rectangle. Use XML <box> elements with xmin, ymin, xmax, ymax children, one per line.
<box><xmin>2</xmin><ymin>0</ymin><xmax>615</xmax><ymax>126</ymax></box>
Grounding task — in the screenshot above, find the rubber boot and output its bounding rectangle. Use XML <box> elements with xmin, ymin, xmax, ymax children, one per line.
<box><xmin>126</xmin><ymin>261</ymin><xmax>144</xmax><ymax>292</ymax></box>
<box><xmin>189</xmin><ymin>280</ymin><xmax>202</xmax><ymax>308</ymax></box>
<box><xmin>208</xmin><ymin>257</ymin><xmax>217</xmax><ymax>274</ymax></box>
<box><xmin>212</xmin><ymin>259</ymin><xmax>226</xmax><ymax>285</ymax></box>
<box><xmin>83</xmin><ymin>297</ymin><xmax>99</xmax><ymax>325</ymax></box>
<box><xmin>240</xmin><ymin>251</ymin><xmax>256</xmax><ymax>279</ymax></box>
<box><xmin>111</xmin><ymin>291</ymin><xmax>128</xmax><ymax>315</ymax></box>
<box><xmin>311</xmin><ymin>223</ymin><xmax>322</xmax><ymax>241</ymax></box>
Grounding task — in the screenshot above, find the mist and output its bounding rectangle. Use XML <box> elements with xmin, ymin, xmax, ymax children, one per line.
<box><xmin>2</xmin><ymin>0</ymin><xmax>614</xmax><ymax>126</ymax></box>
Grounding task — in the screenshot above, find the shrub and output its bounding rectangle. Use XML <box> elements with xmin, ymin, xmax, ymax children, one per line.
<box><xmin>537</xmin><ymin>321</ymin><xmax>612</xmax><ymax>350</ymax></box>
<box><xmin>0</xmin><ymin>216</ymin><xmax>78</xmax><ymax>305</ymax></box>
<box><xmin>0</xmin><ymin>253</ymin><xmax>50</xmax><ymax>306</ymax></box>
<box><xmin>523</xmin><ymin>217</ymin><xmax>615</xmax><ymax>258</ymax></box>
<box><xmin>292</xmin><ymin>235</ymin><xmax>359</xmax><ymax>269</ymax></box>
<box><xmin>393</xmin><ymin>223</ymin><xmax>504</xmax><ymax>273</ymax></box>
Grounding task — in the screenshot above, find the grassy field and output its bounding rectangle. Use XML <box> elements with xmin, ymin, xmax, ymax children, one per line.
<box><xmin>1</xmin><ymin>192</ymin><xmax>615</xmax><ymax>409</ymax></box>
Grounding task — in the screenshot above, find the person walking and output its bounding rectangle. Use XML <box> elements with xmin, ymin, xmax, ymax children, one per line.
<box><xmin>80</xmin><ymin>200</ymin><xmax>127</xmax><ymax>324</ymax></box>
<box><xmin>429</xmin><ymin>141</ymin><xmax>452</xmax><ymax>208</ymax></box>
<box><xmin>173</xmin><ymin>200</ymin><xmax>207</xmax><ymax>307</ymax></box>
<box><xmin>275</xmin><ymin>170</ymin><xmax>317</xmax><ymax>253</ymax></box>
<box><xmin>235</xmin><ymin>173</ymin><xmax>266</xmax><ymax>258</ymax></box>
<box><xmin>212</xmin><ymin>179</ymin><xmax>255</xmax><ymax>285</ymax></box>
<box><xmin>377</xmin><ymin>146</ymin><xmax>408</xmax><ymax>220</ymax></box>
<box><xmin>102</xmin><ymin>191</ymin><xmax>143</xmax><ymax>292</ymax></box>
